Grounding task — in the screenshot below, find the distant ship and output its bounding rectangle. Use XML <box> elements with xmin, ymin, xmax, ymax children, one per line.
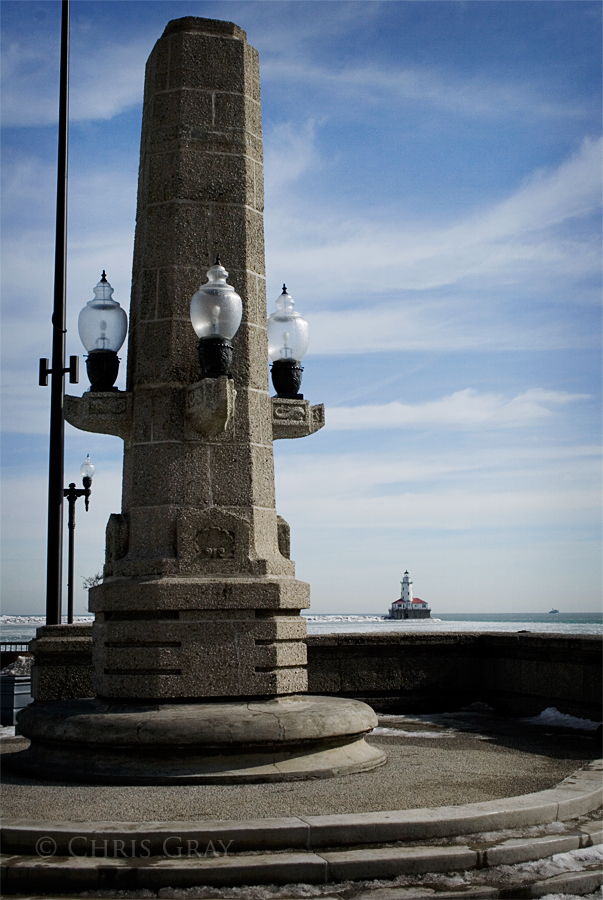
<box><xmin>549</xmin><ymin>609</ymin><xmax>560</xmax><ymax>614</ymax></box>
<box><xmin>387</xmin><ymin>571</ymin><xmax>431</xmax><ymax>620</ymax></box>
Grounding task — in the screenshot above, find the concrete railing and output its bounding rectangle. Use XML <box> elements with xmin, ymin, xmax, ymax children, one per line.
<box><xmin>28</xmin><ymin>626</ymin><xmax>601</xmax><ymax>722</ymax></box>
<box><xmin>307</xmin><ymin>632</ymin><xmax>602</xmax><ymax>720</ymax></box>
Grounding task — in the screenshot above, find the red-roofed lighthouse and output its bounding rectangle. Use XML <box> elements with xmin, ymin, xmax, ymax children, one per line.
<box><xmin>388</xmin><ymin>571</ymin><xmax>431</xmax><ymax>619</ymax></box>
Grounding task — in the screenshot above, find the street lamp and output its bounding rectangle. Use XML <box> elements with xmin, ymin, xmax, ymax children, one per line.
<box><xmin>78</xmin><ymin>272</ymin><xmax>128</xmax><ymax>391</ymax></box>
<box><xmin>190</xmin><ymin>258</ymin><xmax>243</xmax><ymax>377</ymax></box>
<box><xmin>63</xmin><ymin>455</ymin><xmax>94</xmax><ymax>624</ymax></box>
<box><xmin>267</xmin><ymin>284</ymin><xmax>309</xmax><ymax>398</ymax></box>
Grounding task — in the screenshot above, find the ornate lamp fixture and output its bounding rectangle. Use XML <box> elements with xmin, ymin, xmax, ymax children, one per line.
<box><xmin>190</xmin><ymin>258</ymin><xmax>243</xmax><ymax>377</ymax></box>
<box><xmin>267</xmin><ymin>284</ymin><xmax>309</xmax><ymax>398</ymax></box>
<box><xmin>78</xmin><ymin>272</ymin><xmax>128</xmax><ymax>391</ymax></box>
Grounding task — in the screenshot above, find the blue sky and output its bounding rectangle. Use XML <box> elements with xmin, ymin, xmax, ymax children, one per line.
<box><xmin>1</xmin><ymin>1</ymin><xmax>601</xmax><ymax>615</ymax></box>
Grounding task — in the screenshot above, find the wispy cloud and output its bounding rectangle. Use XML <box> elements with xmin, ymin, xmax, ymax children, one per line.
<box><xmin>1</xmin><ymin>32</ymin><xmax>148</xmax><ymax>127</ymax></box>
<box><xmin>274</xmin><ymin>443</ymin><xmax>601</xmax><ymax>532</ymax></box>
<box><xmin>261</xmin><ymin>58</ymin><xmax>590</xmax><ymax>122</ymax></box>
<box><xmin>269</xmin><ymin>135</ymin><xmax>602</xmax><ymax>294</ymax></box>
<box><xmin>327</xmin><ymin>388</ymin><xmax>591</xmax><ymax>430</ymax></box>
<box><xmin>264</xmin><ymin>120</ymin><xmax>321</xmax><ymax>193</ymax></box>
<box><xmin>266</xmin><ymin>136</ymin><xmax>601</xmax><ymax>352</ymax></box>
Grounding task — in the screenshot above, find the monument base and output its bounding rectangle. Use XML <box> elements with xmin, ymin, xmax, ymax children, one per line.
<box><xmin>7</xmin><ymin>695</ymin><xmax>385</xmax><ymax>784</ymax></box>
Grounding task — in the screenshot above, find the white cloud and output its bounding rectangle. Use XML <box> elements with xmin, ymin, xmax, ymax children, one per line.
<box><xmin>264</xmin><ymin>120</ymin><xmax>321</xmax><ymax>193</ymax></box>
<box><xmin>327</xmin><ymin>388</ymin><xmax>591</xmax><ymax>430</ymax></box>
<box><xmin>1</xmin><ymin>33</ymin><xmax>148</xmax><ymax>127</ymax></box>
<box><xmin>274</xmin><ymin>443</ymin><xmax>601</xmax><ymax>532</ymax></box>
<box><xmin>261</xmin><ymin>58</ymin><xmax>588</xmax><ymax>122</ymax></box>
<box><xmin>271</xmin><ymin>135</ymin><xmax>602</xmax><ymax>294</ymax></box>
<box><xmin>266</xmin><ymin>137</ymin><xmax>601</xmax><ymax>353</ymax></box>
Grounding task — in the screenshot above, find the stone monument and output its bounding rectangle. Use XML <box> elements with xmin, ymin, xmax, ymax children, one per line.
<box><xmin>10</xmin><ymin>16</ymin><xmax>384</xmax><ymax>783</ymax></box>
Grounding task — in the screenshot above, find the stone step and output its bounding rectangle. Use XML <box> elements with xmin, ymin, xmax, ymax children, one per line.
<box><xmin>3</xmin><ymin>760</ymin><xmax>601</xmax><ymax>857</ymax></box>
<box><xmin>2</xmin><ymin>822</ymin><xmax>601</xmax><ymax>894</ymax></box>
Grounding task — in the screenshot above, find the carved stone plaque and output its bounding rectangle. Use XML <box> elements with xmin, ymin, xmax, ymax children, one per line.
<box><xmin>195</xmin><ymin>527</ymin><xmax>235</xmax><ymax>561</ymax></box>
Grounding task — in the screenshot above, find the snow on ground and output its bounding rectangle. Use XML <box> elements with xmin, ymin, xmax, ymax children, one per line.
<box><xmin>522</xmin><ymin>707</ymin><xmax>602</xmax><ymax>731</ymax></box>
<box><xmin>372</xmin><ymin>726</ymin><xmax>456</xmax><ymax>737</ymax></box>
<box><xmin>59</xmin><ymin>847</ymin><xmax>603</xmax><ymax>897</ymax></box>
<box><xmin>0</xmin><ymin>655</ymin><xmax>33</xmax><ymax>675</ymax></box>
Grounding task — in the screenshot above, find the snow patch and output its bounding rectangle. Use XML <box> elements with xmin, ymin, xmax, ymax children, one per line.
<box><xmin>373</xmin><ymin>727</ymin><xmax>456</xmax><ymax>738</ymax></box>
<box><xmin>0</xmin><ymin>655</ymin><xmax>33</xmax><ymax>676</ymax></box>
<box><xmin>522</xmin><ymin>706</ymin><xmax>601</xmax><ymax>731</ymax></box>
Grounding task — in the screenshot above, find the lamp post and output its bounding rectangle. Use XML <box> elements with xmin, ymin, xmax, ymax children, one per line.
<box><xmin>63</xmin><ymin>455</ymin><xmax>94</xmax><ymax>624</ymax></box>
<box><xmin>78</xmin><ymin>272</ymin><xmax>128</xmax><ymax>391</ymax></box>
<box><xmin>38</xmin><ymin>0</ymin><xmax>71</xmax><ymax>627</ymax></box>
<box><xmin>190</xmin><ymin>258</ymin><xmax>243</xmax><ymax>377</ymax></box>
<box><xmin>267</xmin><ymin>284</ymin><xmax>309</xmax><ymax>398</ymax></box>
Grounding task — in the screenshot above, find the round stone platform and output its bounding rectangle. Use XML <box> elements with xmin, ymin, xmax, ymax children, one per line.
<box><xmin>5</xmin><ymin>694</ymin><xmax>385</xmax><ymax>784</ymax></box>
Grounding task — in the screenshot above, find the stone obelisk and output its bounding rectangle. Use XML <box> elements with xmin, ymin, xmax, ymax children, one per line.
<box><xmin>11</xmin><ymin>17</ymin><xmax>384</xmax><ymax>783</ymax></box>
<box><xmin>91</xmin><ymin>14</ymin><xmax>308</xmax><ymax>700</ymax></box>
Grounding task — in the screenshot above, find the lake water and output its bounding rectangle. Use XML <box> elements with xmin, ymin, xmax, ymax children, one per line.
<box><xmin>1</xmin><ymin>612</ymin><xmax>601</xmax><ymax>643</ymax></box>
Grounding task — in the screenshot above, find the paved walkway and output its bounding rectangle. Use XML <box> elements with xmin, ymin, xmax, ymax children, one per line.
<box><xmin>2</xmin><ymin>707</ymin><xmax>599</xmax><ymax>822</ymax></box>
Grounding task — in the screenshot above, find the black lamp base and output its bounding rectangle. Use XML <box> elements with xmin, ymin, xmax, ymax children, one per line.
<box><xmin>198</xmin><ymin>337</ymin><xmax>233</xmax><ymax>378</ymax></box>
<box><xmin>271</xmin><ymin>359</ymin><xmax>304</xmax><ymax>399</ymax></box>
<box><xmin>86</xmin><ymin>350</ymin><xmax>120</xmax><ymax>392</ymax></box>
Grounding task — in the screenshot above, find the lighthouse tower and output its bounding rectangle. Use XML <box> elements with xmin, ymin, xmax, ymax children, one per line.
<box><xmin>400</xmin><ymin>570</ymin><xmax>413</xmax><ymax>608</ymax></box>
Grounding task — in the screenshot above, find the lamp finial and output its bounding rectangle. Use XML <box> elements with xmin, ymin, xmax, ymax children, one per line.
<box><xmin>100</xmin><ymin>270</ymin><xmax>107</xmax><ymax>283</ymax></box>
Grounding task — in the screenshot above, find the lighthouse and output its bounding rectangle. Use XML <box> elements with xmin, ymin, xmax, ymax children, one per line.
<box><xmin>388</xmin><ymin>570</ymin><xmax>431</xmax><ymax>619</ymax></box>
<box><xmin>400</xmin><ymin>570</ymin><xmax>413</xmax><ymax>607</ymax></box>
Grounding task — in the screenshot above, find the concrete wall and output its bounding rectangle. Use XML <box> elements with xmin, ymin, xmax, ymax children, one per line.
<box><xmin>306</xmin><ymin>633</ymin><xmax>602</xmax><ymax>720</ymax></box>
<box><xmin>30</xmin><ymin>627</ymin><xmax>602</xmax><ymax>722</ymax></box>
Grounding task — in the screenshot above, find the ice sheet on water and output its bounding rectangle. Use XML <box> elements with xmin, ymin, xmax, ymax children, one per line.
<box><xmin>522</xmin><ymin>706</ymin><xmax>601</xmax><ymax>731</ymax></box>
<box><xmin>0</xmin><ymin>614</ymin><xmax>93</xmax><ymax>624</ymax></box>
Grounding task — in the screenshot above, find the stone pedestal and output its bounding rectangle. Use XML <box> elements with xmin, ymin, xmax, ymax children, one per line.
<box><xmin>14</xmin><ymin>696</ymin><xmax>383</xmax><ymax>783</ymax></box>
<box><xmin>8</xmin><ymin>15</ymin><xmax>384</xmax><ymax>783</ymax></box>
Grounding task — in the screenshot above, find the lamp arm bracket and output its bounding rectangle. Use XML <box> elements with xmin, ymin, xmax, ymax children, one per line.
<box><xmin>64</xmin><ymin>392</ymin><xmax>132</xmax><ymax>441</ymax></box>
<box><xmin>272</xmin><ymin>398</ymin><xmax>325</xmax><ymax>440</ymax></box>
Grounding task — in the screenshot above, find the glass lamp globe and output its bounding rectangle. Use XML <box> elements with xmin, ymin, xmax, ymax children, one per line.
<box><xmin>267</xmin><ymin>285</ymin><xmax>309</xmax><ymax>363</ymax></box>
<box><xmin>190</xmin><ymin>261</ymin><xmax>243</xmax><ymax>341</ymax></box>
<box><xmin>268</xmin><ymin>285</ymin><xmax>309</xmax><ymax>398</ymax></box>
<box><xmin>80</xmin><ymin>455</ymin><xmax>95</xmax><ymax>481</ymax></box>
<box><xmin>78</xmin><ymin>272</ymin><xmax>128</xmax><ymax>353</ymax></box>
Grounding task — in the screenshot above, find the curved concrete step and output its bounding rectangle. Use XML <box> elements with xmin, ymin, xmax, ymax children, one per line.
<box><xmin>1</xmin><ymin>828</ymin><xmax>602</xmax><ymax>894</ymax></box>
<box><xmin>3</xmin><ymin>760</ymin><xmax>601</xmax><ymax>855</ymax></box>
<box><xmin>1</xmin><ymin>762</ymin><xmax>601</xmax><ymax>895</ymax></box>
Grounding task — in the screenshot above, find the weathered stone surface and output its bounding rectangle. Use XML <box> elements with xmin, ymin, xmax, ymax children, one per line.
<box><xmin>29</xmin><ymin>625</ymin><xmax>94</xmax><ymax>701</ymax></box>
<box><xmin>272</xmin><ymin>398</ymin><xmax>325</xmax><ymax>440</ymax></box>
<box><xmin>27</xmin><ymin>629</ymin><xmax>602</xmax><ymax>720</ymax></box>
<box><xmin>10</xmin><ymin>695</ymin><xmax>384</xmax><ymax>784</ymax></box>
<box><xmin>66</xmin><ymin>15</ymin><xmax>314</xmax><ymax>703</ymax></box>
<box><xmin>64</xmin><ymin>392</ymin><xmax>132</xmax><ymax>441</ymax></box>
<box><xmin>185</xmin><ymin>376</ymin><xmax>236</xmax><ymax>438</ymax></box>
<box><xmin>92</xmin><ymin>611</ymin><xmax>309</xmax><ymax>698</ymax></box>
<box><xmin>306</xmin><ymin>632</ymin><xmax>603</xmax><ymax>720</ymax></box>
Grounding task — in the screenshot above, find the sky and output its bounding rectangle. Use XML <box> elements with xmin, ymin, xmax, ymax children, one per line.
<box><xmin>1</xmin><ymin>0</ymin><xmax>601</xmax><ymax>616</ymax></box>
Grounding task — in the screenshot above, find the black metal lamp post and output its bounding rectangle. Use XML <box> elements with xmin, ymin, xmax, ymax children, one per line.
<box><xmin>190</xmin><ymin>258</ymin><xmax>243</xmax><ymax>377</ymax></box>
<box><xmin>63</xmin><ymin>455</ymin><xmax>94</xmax><ymax>624</ymax></box>
<box><xmin>267</xmin><ymin>285</ymin><xmax>309</xmax><ymax>398</ymax></box>
<box><xmin>78</xmin><ymin>272</ymin><xmax>128</xmax><ymax>391</ymax></box>
<box><xmin>38</xmin><ymin>0</ymin><xmax>70</xmax><ymax>627</ymax></box>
